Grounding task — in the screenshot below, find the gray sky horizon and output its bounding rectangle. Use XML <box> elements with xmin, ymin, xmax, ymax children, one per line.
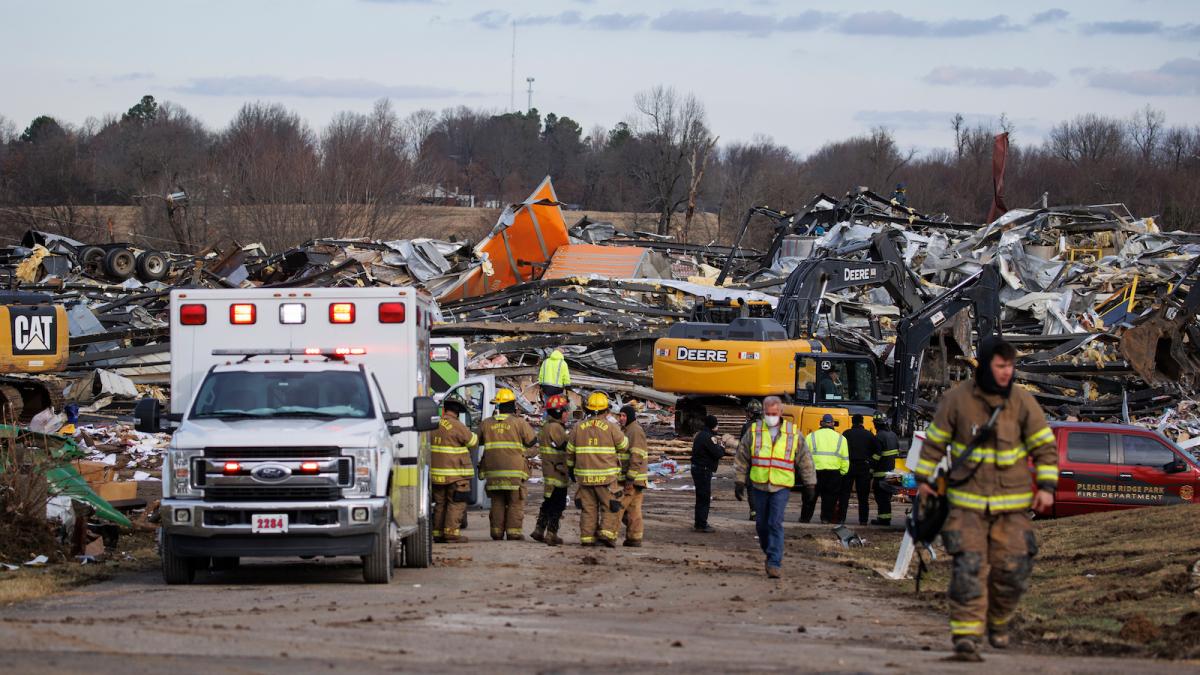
<box><xmin>2</xmin><ymin>0</ymin><xmax>1197</xmax><ymax>156</ymax></box>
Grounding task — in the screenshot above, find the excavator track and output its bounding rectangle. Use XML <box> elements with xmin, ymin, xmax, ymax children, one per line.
<box><xmin>0</xmin><ymin>376</ymin><xmax>66</xmax><ymax>424</ymax></box>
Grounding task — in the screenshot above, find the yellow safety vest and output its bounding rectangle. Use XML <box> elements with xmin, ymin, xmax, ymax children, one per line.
<box><xmin>748</xmin><ymin>420</ymin><xmax>800</xmax><ymax>489</ymax></box>
<box><xmin>807</xmin><ymin>428</ymin><xmax>848</xmax><ymax>474</ymax></box>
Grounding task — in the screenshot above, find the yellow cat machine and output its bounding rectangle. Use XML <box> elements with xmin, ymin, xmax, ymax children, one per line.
<box><xmin>0</xmin><ymin>292</ymin><xmax>69</xmax><ymax>421</ymax></box>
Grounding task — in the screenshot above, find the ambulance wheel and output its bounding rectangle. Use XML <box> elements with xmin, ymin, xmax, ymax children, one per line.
<box><xmin>103</xmin><ymin>248</ymin><xmax>136</xmax><ymax>280</ymax></box>
<box><xmin>362</xmin><ymin>512</ymin><xmax>393</xmax><ymax>584</ymax></box>
<box><xmin>403</xmin><ymin>516</ymin><xmax>433</xmax><ymax>569</ymax></box>
<box><xmin>161</xmin><ymin>533</ymin><xmax>195</xmax><ymax>585</ymax></box>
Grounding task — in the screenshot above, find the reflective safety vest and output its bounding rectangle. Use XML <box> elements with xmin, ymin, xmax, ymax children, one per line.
<box><xmin>538</xmin><ymin>352</ymin><xmax>571</xmax><ymax>387</ymax></box>
<box><xmin>430</xmin><ymin>417</ymin><xmax>477</xmax><ymax>485</ymax></box>
<box><xmin>748</xmin><ymin>420</ymin><xmax>800</xmax><ymax>489</ymax></box>
<box><xmin>807</xmin><ymin>427</ymin><xmax>848</xmax><ymax>474</ymax></box>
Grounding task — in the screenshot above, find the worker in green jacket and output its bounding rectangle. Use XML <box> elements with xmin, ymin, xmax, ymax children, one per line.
<box><xmin>538</xmin><ymin>349</ymin><xmax>571</xmax><ymax>400</ymax></box>
<box><xmin>798</xmin><ymin>414</ymin><xmax>848</xmax><ymax>524</ymax></box>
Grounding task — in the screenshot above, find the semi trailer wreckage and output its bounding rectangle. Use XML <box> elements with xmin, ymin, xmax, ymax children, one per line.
<box><xmin>2</xmin><ymin>179</ymin><xmax>1200</xmax><ymax>564</ymax></box>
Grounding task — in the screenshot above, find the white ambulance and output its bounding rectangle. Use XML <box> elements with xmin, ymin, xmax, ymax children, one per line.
<box><xmin>136</xmin><ymin>288</ymin><xmax>439</xmax><ymax>584</ymax></box>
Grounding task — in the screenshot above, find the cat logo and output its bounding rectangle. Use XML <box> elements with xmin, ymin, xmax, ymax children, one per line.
<box><xmin>10</xmin><ymin>308</ymin><xmax>57</xmax><ymax>356</ymax></box>
<box><xmin>1181</xmin><ymin>485</ymin><xmax>1194</xmax><ymax>502</ymax></box>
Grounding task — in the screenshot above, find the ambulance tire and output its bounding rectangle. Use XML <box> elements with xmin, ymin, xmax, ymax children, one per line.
<box><xmin>161</xmin><ymin>533</ymin><xmax>195</xmax><ymax>585</ymax></box>
<box><xmin>362</xmin><ymin>511</ymin><xmax>394</xmax><ymax>584</ymax></box>
<box><xmin>403</xmin><ymin>516</ymin><xmax>433</xmax><ymax>569</ymax></box>
<box><xmin>103</xmin><ymin>248</ymin><xmax>136</xmax><ymax>280</ymax></box>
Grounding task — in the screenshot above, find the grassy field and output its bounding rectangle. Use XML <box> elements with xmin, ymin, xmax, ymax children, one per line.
<box><xmin>817</xmin><ymin>504</ymin><xmax>1200</xmax><ymax>659</ymax></box>
<box><xmin>0</xmin><ymin>530</ymin><xmax>157</xmax><ymax>606</ymax></box>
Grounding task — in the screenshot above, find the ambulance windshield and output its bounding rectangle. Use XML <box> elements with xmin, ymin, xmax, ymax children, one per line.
<box><xmin>191</xmin><ymin>370</ymin><xmax>373</xmax><ymax>419</ymax></box>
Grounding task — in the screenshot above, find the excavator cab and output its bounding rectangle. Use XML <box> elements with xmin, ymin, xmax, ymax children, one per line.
<box><xmin>783</xmin><ymin>353</ymin><xmax>878</xmax><ymax>436</ymax></box>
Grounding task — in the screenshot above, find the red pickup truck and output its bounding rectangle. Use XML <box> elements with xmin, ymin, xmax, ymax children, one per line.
<box><xmin>1049</xmin><ymin>421</ymin><xmax>1200</xmax><ymax>517</ymax></box>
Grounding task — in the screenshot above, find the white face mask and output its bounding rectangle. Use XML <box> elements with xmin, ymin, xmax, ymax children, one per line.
<box><xmin>763</xmin><ymin>415</ymin><xmax>781</xmax><ymax>427</ymax></box>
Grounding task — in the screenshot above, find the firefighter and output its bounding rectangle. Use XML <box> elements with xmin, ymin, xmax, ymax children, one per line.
<box><xmin>531</xmin><ymin>394</ymin><xmax>570</xmax><ymax>546</ymax></box>
<box><xmin>799</xmin><ymin>414</ymin><xmax>848</xmax><ymax>524</ymax></box>
<box><xmin>538</xmin><ymin>348</ymin><xmax>571</xmax><ymax>400</ymax></box>
<box><xmin>870</xmin><ymin>418</ymin><xmax>901</xmax><ymax>526</ymax></box>
<box><xmin>839</xmin><ymin>414</ymin><xmax>880</xmax><ymax>525</ymax></box>
<box><xmin>733</xmin><ymin>396</ymin><xmax>816</xmax><ymax>578</ymax></box>
<box><xmin>478</xmin><ymin>388</ymin><xmax>538</xmax><ymax>540</ymax></box>
<box><xmin>430</xmin><ymin>395</ymin><xmax>477</xmax><ymax>543</ymax></box>
<box><xmin>617</xmin><ymin>404</ymin><xmax>649</xmax><ymax>547</ymax></box>
<box><xmin>915</xmin><ymin>337</ymin><xmax>1057</xmax><ymax>661</ymax></box>
<box><xmin>566</xmin><ymin>391</ymin><xmax>628</xmax><ymax>548</ymax></box>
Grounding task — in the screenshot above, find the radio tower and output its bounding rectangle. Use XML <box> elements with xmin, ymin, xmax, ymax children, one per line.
<box><xmin>510</xmin><ymin>21</ymin><xmax>516</xmax><ymax>111</ymax></box>
<box><xmin>526</xmin><ymin>77</ymin><xmax>535</xmax><ymax>112</ymax></box>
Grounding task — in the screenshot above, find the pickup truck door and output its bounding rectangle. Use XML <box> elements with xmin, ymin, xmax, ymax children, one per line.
<box><xmin>1056</xmin><ymin>430</ymin><xmax>1124</xmax><ymax>516</ymax></box>
<box><xmin>443</xmin><ymin>376</ymin><xmax>495</xmax><ymax>509</ymax></box>
<box><xmin>1118</xmin><ymin>433</ymin><xmax>1200</xmax><ymax>507</ymax></box>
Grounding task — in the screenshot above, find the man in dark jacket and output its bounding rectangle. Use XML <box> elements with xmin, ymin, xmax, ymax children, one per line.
<box><xmin>839</xmin><ymin>415</ymin><xmax>880</xmax><ymax>525</ymax></box>
<box><xmin>690</xmin><ymin>415</ymin><xmax>724</xmax><ymax>532</ymax></box>
<box><xmin>871</xmin><ymin>419</ymin><xmax>901</xmax><ymax>526</ymax></box>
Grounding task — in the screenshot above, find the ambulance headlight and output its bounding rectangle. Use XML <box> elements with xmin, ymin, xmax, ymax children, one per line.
<box><xmin>344</xmin><ymin>448</ymin><xmax>376</xmax><ymax>496</ymax></box>
<box><xmin>169</xmin><ymin>449</ymin><xmax>203</xmax><ymax>498</ymax></box>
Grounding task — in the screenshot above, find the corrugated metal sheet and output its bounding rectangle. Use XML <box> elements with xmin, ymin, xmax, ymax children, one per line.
<box><xmin>543</xmin><ymin>244</ymin><xmax>652</xmax><ymax>280</ymax></box>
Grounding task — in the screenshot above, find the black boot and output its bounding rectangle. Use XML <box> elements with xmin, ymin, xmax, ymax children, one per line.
<box><xmin>544</xmin><ymin>516</ymin><xmax>562</xmax><ymax>546</ymax></box>
<box><xmin>531</xmin><ymin>512</ymin><xmax>548</xmax><ymax>542</ymax></box>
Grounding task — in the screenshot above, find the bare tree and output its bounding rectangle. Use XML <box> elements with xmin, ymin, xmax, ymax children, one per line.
<box><xmin>682</xmin><ymin>135</ymin><xmax>718</xmax><ymax>243</ymax></box>
<box><xmin>1128</xmin><ymin>105</ymin><xmax>1166</xmax><ymax>165</ymax></box>
<box><xmin>628</xmin><ymin>86</ymin><xmax>714</xmax><ymax>236</ymax></box>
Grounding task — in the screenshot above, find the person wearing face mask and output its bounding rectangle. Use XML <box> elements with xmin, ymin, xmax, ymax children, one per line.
<box><xmin>732</xmin><ymin>396</ymin><xmax>816</xmax><ymax>579</ymax></box>
<box><xmin>915</xmin><ymin>337</ymin><xmax>1057</xmax><ymax>662</ymax></box>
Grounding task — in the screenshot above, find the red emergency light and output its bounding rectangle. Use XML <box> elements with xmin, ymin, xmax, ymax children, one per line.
<box><xmin>329</xmin><ymin>303</ymin><xmax>355</xmax><ymax>324</ymax></box>
<box><xmin>179</xmin><ymin>304</ymin><xmax>207</xmax><ymax>325</ymax></box>
<box><xmin>223</xmin><ymin>462</ymin><xmax>241</xmax><ymax>474</ymax></box>
<box><xmin>299</xmin><ymin>461</ymin><xmax>319</xmax><ymax>473</ymax></box>
<box><xmin>230</xmin><ymin>303</ymin><xmax>256</xmax><ymax>325</ymax></box>
<box><xmin>378</xmin><ymin>302</ymin><xmax>406</xmax><ymax>324</ymax></box>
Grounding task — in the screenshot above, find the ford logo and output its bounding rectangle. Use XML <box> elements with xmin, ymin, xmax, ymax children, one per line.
<box><xmin>251</xmin><ymin>464</ymin><xmax>292</xmax><ymax>483</ymax></box>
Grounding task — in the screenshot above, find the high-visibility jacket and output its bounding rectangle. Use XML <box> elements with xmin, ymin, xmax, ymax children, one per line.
<box><xmin>538</xmin><ymin>350</ymin><xmax>571</xmax><ymax>387</ymax></box>
<box><xmin>807</xmin><ymin>427</ymin><xmax>849</xmax><ymax>475</ymax></box>
<box><xmin>479</xmin><ymin>413</ymin><xmax>537</xmax><ymax>490</ymax></box>
<box><xmin>430</xmin><ymin>415</ymin><xmax>477</xmax><ymax>485</ymax></box>
<box><xmin>917</xmin><ymin>381</ymin><xmax>1057</xmax><ymax>513</ymax></box>
<box><xmin>746</xmin><ymin>419</ymin><xmax>803</xmax><ymax>489</ymax></box>
<box><xmin>566</xmin><ymin>414</ymin><xmax>628</xmax><ymax>486</ymax></box>
<box><xmin>619</xmin><ymin>421</ymin><xmax>649</xmax><ymax>487</ymax></box>
<box><xmin>537</xmin><ymin>418</ymin><xmax>570</xmax><ymax>489</ymax></box>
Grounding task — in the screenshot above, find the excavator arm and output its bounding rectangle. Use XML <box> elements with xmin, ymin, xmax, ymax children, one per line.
<box><xmin>890</xmin><ymin>264</ymin><xmax>1002</xmax><ymax>438</ymax></box>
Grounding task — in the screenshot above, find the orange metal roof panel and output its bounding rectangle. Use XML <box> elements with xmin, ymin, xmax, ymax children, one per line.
<box><xmin>543</xmin><ymin>244</ymin><xmax>649</xmax><ymax>279</ymax></box>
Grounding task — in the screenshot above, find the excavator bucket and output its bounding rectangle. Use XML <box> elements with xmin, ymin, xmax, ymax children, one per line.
<box><xmin>1120</xmin><ymin>311</ymin><xmax>1200</xmax><ymax>387</ymax></box>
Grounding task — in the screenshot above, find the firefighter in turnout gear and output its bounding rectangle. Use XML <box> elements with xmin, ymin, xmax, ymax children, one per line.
<box><xmin>916</xmin><ymin>338</ymin><xmax>1058</xmax><ymax>662</ymax></box>
<box><xmin>532</xmin><ymin>394</ymin><xmax>570</xmax><ymax>546</ymax></box>
<box><xmin>870</xmin><ymin>418</ymin><xmax>901</xmax><ymax>525</ymax></box>
<box><xmin>799</xmin><ymin>414</ymin><xmax>849</xmax><ymax>524</ymax></box>
<box><xmin>566</xmin><ymin>391</ymin><xmax>628</xmax><ymax>548</ymax></box>
<box><xmin>430</xmin><ymin>395</ymin><xmax>477</xmax><ymax>543</ymax></box>
<box><xmin>733</xmin><ymin>396</ymin><xmax>817</xmax><ymax>578</ymax></box>
<box><xmin>479</xmin><ymin>388</ymin><xmax>538</xmax><ymax>540</ymax></box>
<box><xmin>617</xmin><ymin>404</ymin><xmax>649</xmax><ymax>547</ymax></box>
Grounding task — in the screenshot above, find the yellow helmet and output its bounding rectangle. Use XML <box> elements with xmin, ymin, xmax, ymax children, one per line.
<box><xmin>585</xmin><ymin>391</ymin><xmax>610</xmax><ymax>412</ymax></box>
<box><xmin>491</xmin><ymin>388</ymin><xmax>516</xmax><ymax>405</ymax></box>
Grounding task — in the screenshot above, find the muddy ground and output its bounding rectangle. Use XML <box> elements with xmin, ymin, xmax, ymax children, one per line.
<box><xmin>0</xmin><ymin>469</ymin><xmax>1191</xmax><ymax>674</ymax></box>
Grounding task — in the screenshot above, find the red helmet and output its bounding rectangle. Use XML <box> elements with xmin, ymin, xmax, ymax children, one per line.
<box><xmin>545</xmin><ymin>394</ymin><xmax>569</xmax><ymax>411</ymax></box>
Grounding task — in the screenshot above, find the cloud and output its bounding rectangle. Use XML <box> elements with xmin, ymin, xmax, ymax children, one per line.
<box><xmin>1081</xmin><ymin>20</ymin><xmax>1162</xmax><ymax>35</ymax></box>
<box><xmin>113</xmin><ymin>72</ymin><xmax>155</xmax><ymax>82</ymax></box>
<box><xmin>648</xmin><ymin>9</ymin><xmax>834</xmax><ymax>34</ymax></box>
<box><xmin>587</xmin><ymin>13</ymin><xmax>647</xmax><ymax>31</ymax></box>
<box><xmin>1078</xmin><ymin>57</ymin><xmax>1200</xmax><ymax>96</ymax></box>
<box><xmin>471</xmin><ymin>8</ymin><xmax>645</xmax><ymax>31</ymax></box>
<box><xmin>1030</xmin><ymin>8</ymin><xmax>1069</xmax><ymax>24</ymax></box>
<box><xmin>836</xmin><ymin>11</ymin><xmax>1022</xmax><ymax>37</ymax></box>
<box><xmin>923</xmin><ymin>66</ymin><xmax>1056</xmax><ymax>88</ymax></box>
<box><xmin>522</xmin><ymin>10</ymin><xmax>582</xmax><ymax>26</ymax></box>
<box><xmin>471</xmin><ymin>9</ymin><xmax>509</xmax><ymax>29</ymax></box>
<box><xmin>175</xmin><ymin>75</ymin><xmax>462</xmax><ymax>99</ymax></box>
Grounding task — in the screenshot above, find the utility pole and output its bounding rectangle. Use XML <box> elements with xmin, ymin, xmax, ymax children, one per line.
<box><xmin>526</xmin><ymin>77</ymin><xmax>535</xmax><ymax>112</ymax></box>
<box><xmin>510</xmin><ymin>21</ymin><xmax>516</xmax><ymax>112</ymax></box>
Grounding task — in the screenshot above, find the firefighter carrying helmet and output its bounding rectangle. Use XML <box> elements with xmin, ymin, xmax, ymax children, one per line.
<box><xmin>491</xmin><ymin>388</ymin><xmax>516</xmax><ymax>404</ymax></box>
<box><xmin>585</xmin><ymin>391</ymin><xmax>610</xmax><ymax>412</ymax></box>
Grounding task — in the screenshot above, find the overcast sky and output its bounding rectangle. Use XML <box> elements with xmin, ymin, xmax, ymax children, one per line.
<box><xmin>2</xmin><ymin>0</ymin><xmax>1197</xmax><ymax>154</ymax></box>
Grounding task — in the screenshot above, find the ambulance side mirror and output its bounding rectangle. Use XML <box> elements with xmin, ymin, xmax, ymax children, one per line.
<box><xmin>390</xmin><ymin>396</ymin><xmax>440</xmax><ymax>433</ymax></box>
<box><xmin>134</xmin><ymin>398</ymin><xmax>180</xmax><ymax>434</ymax></box>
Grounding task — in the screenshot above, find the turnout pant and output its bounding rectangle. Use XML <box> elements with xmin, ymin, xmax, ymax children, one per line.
<box><xmin>432</xmin><ymin>482</ymin><xmax>470</xmax><ymax>539</ymax></box>
<box><xmin>941</xmin><ymin>508</ymin><xmax>1037</xmax><ymax>641</ymax></box>
<box><xmin>872</xmin><ymin>479</ymin><xmax>893</xmax><ymax>523</ymax></box>
<box><xmin>691</xmin><ymin>466</ymin><xmax>714</xmax><ymax>528</ymax></box>
<box><xmin>801</xmin><ymin>469</ymin><xmax>844</xmax><ymax>523</ymax></box>
<box><xmin>837</xmin><ymin>462</ymin><xmax>873</xmax><ymax>525</ymax></box>
<box><xmin>750</xmin><ymin>487</ymin><xmax>790</xmax><ymax>568</ymax></box>
<box><xmin>487</xmin><ymin>486</ymin><xmax>527</xmax><ymax>539</ymax></box>
<box><xmin>537</xmin><ymin>485</ymin><xmax>568</xmax><ymax>532</ymax></box>
<box><xmin>577</xmin><ymin>484</ymin><xmax>621</xmax><ymax>544</ymax></box>
<box><xmin>620</xmin><ymin>484</ymin><xmax>644</xmax><ymax>542</ymax></box>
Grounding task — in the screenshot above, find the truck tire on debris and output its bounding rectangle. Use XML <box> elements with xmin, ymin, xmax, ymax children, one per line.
<box><xmin>136</xmin><ymin>251</ymin><xmax>170</xmax><ymax>281</ymax></box>
<box><xmin>103</xmin><ymin>248</ymin><xmax>136</xmax><ymax>280</ymax></box>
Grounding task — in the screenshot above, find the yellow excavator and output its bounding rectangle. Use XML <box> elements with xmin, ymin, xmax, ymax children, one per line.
<box><xmin>0</xmin><ymin>292</ymin><xmax>69</xmax><ymax>421</ymax></box>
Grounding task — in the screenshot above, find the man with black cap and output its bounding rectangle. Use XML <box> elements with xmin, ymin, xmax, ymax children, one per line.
<box><xmin>616</xmin><ymin>404</ymin><xmax>649</xmax><ymax>546</ymax></box>
<box><xmin>915</xmin><ymin>337</ymin><xmax>1058</xmax><ymax>662</ymax></box>
<box><xmin>839</xmin><ymin>414</ymin><xmax>879</xmax><ymax>525</ymax></box>
<box><xmin>799</xmin><ymin>413</ymin><xmax>848</xmax><ymax>524</ymax></box>
<box><xmin>870</xmin><ymin>418</ymin><xmax>901</xmax><ymax>526</ymax></box>
<box><xmin>690</xmin><ymin>414</ymin><xmax>725</xmax><ymax>532</ymax></box>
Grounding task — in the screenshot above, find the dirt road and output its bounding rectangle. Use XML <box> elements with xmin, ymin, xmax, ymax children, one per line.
<box><xmin>0</xmin><ymin>476</ymin><xmax>1185</xmax><ymax>674</ymax></box>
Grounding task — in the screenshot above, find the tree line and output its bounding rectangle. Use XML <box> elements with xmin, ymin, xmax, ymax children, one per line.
<box><xmin>0</xmin><ymin>90</ymin><xmax>1197</xmax><ymax>253</ymax></box>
